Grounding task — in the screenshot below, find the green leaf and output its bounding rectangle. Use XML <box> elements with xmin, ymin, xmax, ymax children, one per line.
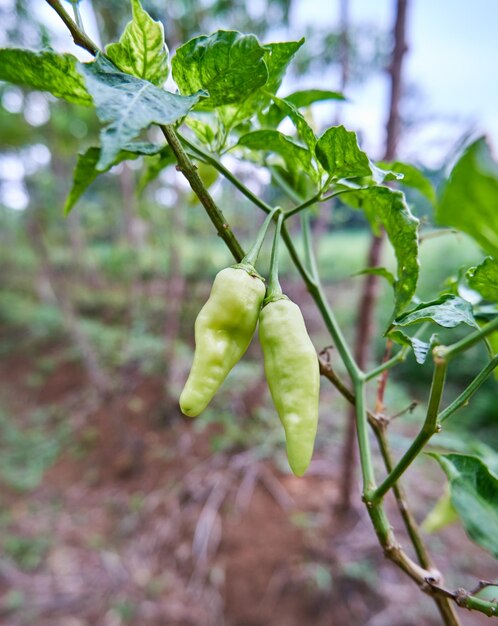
<box><xmin>266</xmin><ymin>89</ymin><xmax>345</xmax><ymax>129</ymax></box>
<box><xmin>78</xmin><ymin>54</ymin><xmax>203</xmax><ymax>170</ymax></box>
<box><xmin>344</xmin><ymin>187</ymin><xmax>419</xmax><ymax>316</ymax></box>
<box><xmin>316</xmin><ymin>126</ymin><xmax>372</xmax><ymax>180</ymax></box>
<box><xmin>185</xmin><ymin>116</ymin><xmax>217</xmax><ymax>147</ymax></box>
<box><xmin>389</xmin><ymin>329</ymin><xmax>438</xmax><ymax>365</ymax></box>
<box><xmin>268</xmin><ymin>94</ymin><xmax>317</xmax><ymax>153</ymax></box>
<box><xmin>137</xmin><ymin>148</ymin><xmax>176</xmax><ymax>194</ymax></box>
<box><xmin>394</xmin><ymin>294</ymin><xmax>478</xmax><ymax>329</ymax></box>
<box><xmin>467</xmin><ymin>257</ymin><xmax>498</xmax><ymax>302</ymax></box>
<box><xmin>106</xmin><ymin>0</ymin><xmax>168</xmax><ymax>86</ymax></box>
<box><xmin>355</xmin><ymin>266</ymin><xmax>395</xmax><ymax>286</ymax></box>
<box><xmin>217</xmin><ymin>38</ymin><xmax>304</xmax><ymax>131</ymax></box>
<box><xmin>0</xmin><ymin>48</ymin><xmax>91</xmax><ymax>106</ymax></box>
<box><xmin>269</xmin><ymin>164</ymin><xmax>314</xmax><ymax>200</ymax></box>
<box><xmin>421</xmin><ymin>488</ymin><xmax>459</xmax><ymax>533</ymax></box>
<box><xmin>437</xmin><ymin>138</ymin><xmax>498</xmax><ymax>257</ymax></box>
<box><xmin>285</xmin><ymin>88</ymin><xmax>345</xmax><ymax>107</ymax></box>
<box><xmin>430</xmin><ymin>453</ymin><xmax>498</xmax><ymax>559</ymax></box>
<box><xmin>263</xmin><ymin>39</ymin><xmax>304</xmax><ymax>93</ymax></box>
<box><xmin>488</xmin><ymin>331</ymin><xmax>498</xmax><ymax>379</ymax></box>
<box><xmin>172</xmin><ymin>30</ymin><xmax>268</xmax><ymax>109</ymax></box>
<box><xmin>65</xmin><ymin>142</ymin><xmax>163</xmax><ymax>214</ymax></box>
<box><xmin>377</xmin><ymin>160</ymin><xmax>436</xmax><ymax>203</ymax></box>
<box><xmin>237</xmin><ymin>129</ymin><xmax>312</xmax><ymax>183</ymax></box>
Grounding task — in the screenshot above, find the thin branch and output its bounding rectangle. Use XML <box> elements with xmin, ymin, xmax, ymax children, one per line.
<box><xmin>70</xmin><ymin>0</ymin><xmax>84</xmax><ymax>32</ymax></box>
<box><xmin>372</xmin><ymin>355</ymin><xmax>448</xmax><ymax>502</ymax></box>
<box><xmin>318</xmin><ymin>355</ymin><xmax>377</xmax><ymax>426</ymax></box>
<box><xmin>371</xmin><ymin>421</ymin><xmax>434</xmax><ymax>567</ymax></box>
<box><xmin>439</xmin><ymin>355</ymin><xmax>498</xmax><ymax>423</ymax></box>
<box><xmin>179</xmin><ymin>132</ymin><xmax>274</xmax><ymax>213</ymax></box>
<box><xmin>427</xmin><ymin>582</ymin><xmax>498</xmax><ymax>618</ymax></box>
<box><xmin>284</xmin><ymin>191</ymin><xmax>322</xmax><ymax>219</ymax></box>
<box><xmin>180</xmin><ymin>132</ymin><xmax>319</xmax><ymax>286</ymax></box>
<box><xmin>45</xmin><ymin>0</ymin><xmax>100</xmax><ymax>55</ymax></box>
<box><xmin>442</xmin><ymin>317</ymin><xmax>498</xmax><ymax>361</ymax></box>
<box><xmin>161</xmin><ymin>125</ymin><xmax>245</xmax><ymax>262</ymax></box>
<box><xmin>365</xmin><ymin>346</ymin><xmax>409</xmax><ymax>380</ymax></box>
<box><xmin>301</xmin><ymin>211</ymin><xmax>319</xmax><ymax>281</ymax></box>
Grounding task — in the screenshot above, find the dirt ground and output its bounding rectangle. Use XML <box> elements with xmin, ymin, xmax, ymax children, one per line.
<box><xmin>0</xmin><ymin>338</ymin><xmax>496</xmax><ymax>626</ymax></box>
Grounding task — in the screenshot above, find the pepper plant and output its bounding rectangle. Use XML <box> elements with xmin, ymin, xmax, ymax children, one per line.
<box><xmin>2</xmin><ymin>1</ymin><xmax>497</xmax><ymax>623</ymax></box>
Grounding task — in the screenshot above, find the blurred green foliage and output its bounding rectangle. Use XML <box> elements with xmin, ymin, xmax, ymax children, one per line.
<box><xmin>0</xmin><ymin>408</ymin><xmax>68</xmax><ymax>492</ymax></box>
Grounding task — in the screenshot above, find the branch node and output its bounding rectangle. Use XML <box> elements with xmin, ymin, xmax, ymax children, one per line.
<box><xmin>455</xmin><ymin>588</ymin><xmax>470</xmax><ymax>608</ymax></box>
<box><xmin>433</xmin><ymin>345</ymin><xmax>448</xmax><ymax>365</ymax></box>
<box><xmin>424</xmin><ymin>570</ymin><xmax>442</xmax><ymax>586</ymax></box>
<box><xmin>383</xmin><ymin>540</ymin><xmax>401</xmax><ymax>559</ymax></box>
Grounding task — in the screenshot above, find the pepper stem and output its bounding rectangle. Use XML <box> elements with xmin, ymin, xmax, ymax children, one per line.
<box><xmin>242</xmin><ymin>206</ymin><xmax>281</xmax><ymax>268</ymax></box>
<box><xmin>265</xmin><ymin>212</ymin><xmax>285</xmax><ymax>303</ymax></box>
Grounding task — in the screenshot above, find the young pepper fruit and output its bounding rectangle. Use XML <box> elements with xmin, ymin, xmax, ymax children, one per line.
<box><xmin>259</xmin><ymin>295</ymin><xmax>320</xmax><ymax>477</ymax></box>
<box><xmin>180</xmin><ymin>208</ymin><xmax>280</xmax><ymax>417</ymax></box>
<box><xmin>179</xmin><ymin>264</ymin><xmax>266</xmax><ymax>417</ymax></box>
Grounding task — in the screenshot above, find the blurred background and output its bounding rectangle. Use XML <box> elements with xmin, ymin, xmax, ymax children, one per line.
<box><xmin>0</xmin><ymin>1</ymin><xmax>497</xmax><ymax>625</ymax></box>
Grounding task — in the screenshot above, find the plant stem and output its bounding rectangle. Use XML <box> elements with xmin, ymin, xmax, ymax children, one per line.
<box><xmin>308</xmin><ymin>282</ymin><xmax>362</xmax><ymax>380</ymax></box>
<box><xmin>365</xmin><ymin>346</ymin><xmax>408</xmax><ymax>380</ymax></box>
<box><xmin>459</xmin><ymin>595</ymin><xmax>497</xmax><ymax>617</ymax></box>
<box><xmin>280</xmin><ymin>223</ymin><xmax>316</xmax><ymax>286</ymax></box>
<box><xmin>179</xmin><ymin>132</ymin><xmax>274</xmax><ymax>213</ymax></box>
<box><xmin>284</xmin><ymin>192</ymin><xmax>322</xmax><ymax>219</ymax></box>
<box><xmin>242</xmin><ymin>206</ymin><xmax>280</xmax><ymax>267</ymax></box>
<box><xmin>183</xmin><ymin>133</ymin><xmax>322</xmax><ymax>221</ymax></box>
<box><xmin>180</xmin><ymin>133</ymin><xmax>320</xmax><ymax>287</ymax></box>
<box><xmin>443</xmin><ymin>316</ymin><xmax>498</xmax><ymax>361</ymax></box>
<box><xmin>265</xmin><ymin>213</ymin><xmax>285</xmax><ymax>302</ymax></box>
<box><xmin>372</xmin><ymin>357</ymin><xmax>447</xmax><ymax>502</ymax></box>
<box><xmin>354</xmin><ymin>378</ymin><xmax>376</xmax><ymax>494</ymax></box>
<box><xmin>371</xmin><ymin>422</ymin><xmax>433</xmax><ymax>565</ymax></box>
<box><xmin>45</xmin><ymin>0</ymin><xmax>99</xmax><ymax>55</ymax></box>
<box><xmin>266</xmin><ymin>160</ymin><xmax>361</xmax><ymax>380</ymax></box>
<box><xmin>180</xmin><ymin>134</ymin><xmax>319</xmax><ymax>288</ymax></box>
<box><xmin>160</xmin><ymin>125</ymin><xmax>245</xmax><ymax>262</ymax></box>
<box><xmin>320</xmin><ymin>187</ymin><xmax>364</xmax><ymax>202</ymax></box>
<box><xmin>439</xmin><ymin>355</ymin><xmax>498</xmax><ymax>423</ymax></box>
<box><xmin>320</xmin><ymin>359</ymin><xmax>466</xmax><ymax>625</ymax></box>
<box><xmin>70</xmin><ymin>0</ymin><xmax>84</xmax><ymax>31</ymax></box>
<box><xmin>365</xmin><ymin>322</ymin><xmax>430</xmax><ymax>381</ymax></box>
<box><xmin>268</xmin><ymin>164</ymin><xmax>303</xmax><ymax>204</ymax></box>
<box><xmin>301</xmin><ymin>212</ymin><xmax>319</xmax><ymax>279</ymax></box>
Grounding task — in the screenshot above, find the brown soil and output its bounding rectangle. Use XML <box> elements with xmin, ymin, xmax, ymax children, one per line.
<box><xmin>0</xmin><ymin>342</ymin><xmax>495</xmax><ymax>626</ymax></box>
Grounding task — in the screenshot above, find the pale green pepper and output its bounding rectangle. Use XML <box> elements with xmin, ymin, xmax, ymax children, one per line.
<box><xmin>179</xmin><ymin>265</ymin><xmax>265</xmax><ymax>417</ymax></box>
<box><xmin>180</xmin><ymin>209</ymin><xmax>280</xmax><ymax>417</ymax></box>
<box><xmin>258</xmin><ymin>212</ymin><xmax>320</xmax><ymax>476</ymax></box>
<box><xmin>259</xmin><ymin>296</ymin><xmax>320</xmax><ymax>476</ymax></box>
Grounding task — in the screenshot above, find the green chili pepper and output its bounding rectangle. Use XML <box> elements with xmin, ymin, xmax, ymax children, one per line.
<box><xmin>259</xmin><ymin>297</ymin><xmax>320</xmax><ymax>476</ymax></box>
<box><xmin>180</xmin><ymin>265</ymin><xmax>266</xmax><ymax>417</ymax></box>
<box><xmin>259</xmin><ymin>213</ymin><xmax>320</xmax><ymax>476</ymax></box>
<box><xmin>180</xmin><ymin>208</ymin><xmax>280</xmax><ymax>417</ymax></box>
